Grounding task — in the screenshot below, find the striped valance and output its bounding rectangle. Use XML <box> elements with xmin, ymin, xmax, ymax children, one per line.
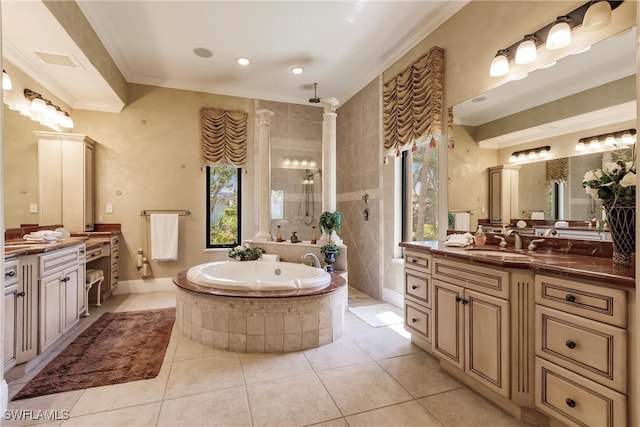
<box><xmin>200</xmin><ymin>108</ymin><xmax>248</xmax><ymax>167</ymax></box>
<box><xmin>546</xmin><ymin>158</ymin><xmax>569</xmax><ymax>184</ymax></box>
<box><xmin>383</xmin><ymin>46</ymin><xmax>444</xmax><ymax>156</ymax></box>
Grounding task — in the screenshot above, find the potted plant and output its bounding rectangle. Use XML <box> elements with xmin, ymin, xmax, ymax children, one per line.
<box><xmin>228</xmin><ymin>244</ymin><xmax>265</xmax><ymax>261</ymax></box>
<box><xmin>319</xmin><ymin>211</ymin><xmax>342</xmax><ymax>271</ymax></box>
<box><xmin>320</xmin><ymin>243</ymin><xmax>340</xmax><ymax>272</ymax></box>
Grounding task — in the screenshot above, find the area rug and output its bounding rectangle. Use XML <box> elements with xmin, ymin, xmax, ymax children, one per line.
<box><xmin>348</xmin><ymin>303</ymin><xmax>403</xmax><ymax>328</ymax></box>
<box><xmin>13</xmin><ymin>307</ymin><xmax>175</xmax><ymax>400</ymax></box>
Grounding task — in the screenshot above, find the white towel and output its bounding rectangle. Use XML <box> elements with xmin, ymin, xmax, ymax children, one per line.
<box><xmin>445</xmin><ymin>233</ymin><xmax>474</xmax><ymax>247</ymax></box>
<box><xmin>531</xmin><ymin>212</ymin><xmax>544</xmax><ymax>220</ymax></box>
<box><xmin>454</xmin><ymin>213</ymin><xmax>470</xmax><ymax>231</ymax></box>
<box><xmin>151</xmin><ymin>214</ymin><xmax>179</xmax><ymax>261</ymax></box>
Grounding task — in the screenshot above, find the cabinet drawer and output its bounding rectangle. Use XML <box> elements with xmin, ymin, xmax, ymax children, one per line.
<box><xmin>535</xmin><ymin>305</ymin><xmax>626</xmax><ymax>393</ymax></box>
<box><xmin>405</xmin><ymin>269</ymin><xmax>430</xmax><ymax>306</ymax></box>
<box><xmin>405</xmin><ymin>300</ymin><xmax>431</xmax><ymax>342</ymax></box>
<box><xmin>535</xmin><ymin>357</ymin><xmax>626</xmax><ymax>427</ymax></box>
<box><xmin>404</xmin><ymin>250</ymin><xmax>431</xmax><ymax>274</ymax></box>
<box><xmin>110</xmin><ymin>234</ymin><xmax>120</xmax><ymax>247</ymax></box>
<box><xmin>110</xmin><ymin>248</ymin><xmax>119</xmax><ymax>269</ymax></box>
<box><xmin>535</xmin><ymin>274</ymin><xmax>627</xmax><ymax>327</ymax></box>
<box><xmin>110</xmin><ymin>267</ymin><xmax>119</xmax><ymax>287</ymax></box>
<box><xmin>4</xmin><ymin>259</ymin><xmax>18</xmax><ymax>286</ymax></box>
<box><xmin>433</xmin><ymin>257</ymin><xmax>509</xmax><ymax>299</ymax></box>
<box><xmin>40</xmin><ymin>245</ymin><xmax>83</xmax><ymax>276</ymax></box>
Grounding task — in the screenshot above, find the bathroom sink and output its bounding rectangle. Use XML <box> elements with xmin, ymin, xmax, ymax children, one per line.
<box><xmin>465</xmin><ymin>250</ymin><xmax>531</xmax><ymax>259</ymax></box>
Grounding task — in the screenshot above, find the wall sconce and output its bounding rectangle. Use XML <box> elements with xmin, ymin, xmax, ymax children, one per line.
<box><xmin>23</xmin><ymin>88</ymin><xmax>74</xmax><ymax>129</ymax></box>
<box><xmin>508</xmin><ymin>146</ymin><xmax>550</xmax><ymax>163</ymax></box>
<box><xmin>489</xmin><ymin>1</ymin><xmax>622</xmax><ymax>77</ymax></box>
<box><xmin>575</xmin><ymin>128</ymin><xmax>636</xmax><ymax>151</ymax></box>
<box><xmin>2</xmin><ymin>70</ymin><xmax>12</xmax><ymax>90</ymax></box>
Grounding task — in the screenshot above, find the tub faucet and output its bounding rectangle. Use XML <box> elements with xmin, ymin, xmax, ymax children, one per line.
<box><xmin>303</xmin><ymin>253</ymin><xmax>321</xmax><ymax>268</ymax></box>
<box><xmin>506</xmin><ymin>229</ymin><xmax>523</xmax><ymax>250</ymax></box>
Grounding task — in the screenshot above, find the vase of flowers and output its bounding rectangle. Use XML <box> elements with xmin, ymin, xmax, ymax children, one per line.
<box><xmin>582</xmin><ymin>152</ymin><xmax>636</xmax><ymax>268</ymax></box>
<box><xmin>228</xmin><ymin>244</ymin><xmax>265</xmax><ymax>261</ymax></box>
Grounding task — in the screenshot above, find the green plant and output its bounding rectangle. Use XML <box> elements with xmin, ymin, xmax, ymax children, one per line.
<box><xmin>320</xmin><ymin>243</ymin><xmax>340</xmax><ymax>256</ymax></box>
<box><xmin>228</xmin><ymin>244</ymin><xmax>265</xmax><ymax>261</ymax></box>
<box><xmin>319</xmin><ymin>211</ymin><xmax>342</xmax><ymax>236</ymax></box>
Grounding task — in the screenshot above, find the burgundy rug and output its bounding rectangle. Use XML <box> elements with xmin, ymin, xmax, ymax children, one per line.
<box><xmin>13</xmin><ymin>307</ymin><xmax>176</xmax><ymax>400</ymax></box>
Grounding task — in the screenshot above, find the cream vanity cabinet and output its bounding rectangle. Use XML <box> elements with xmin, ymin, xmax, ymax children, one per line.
<box><xmin>109</xmin><ymin>234</ymin><xmax>120</xmax><ymax>290</ymax></box>
<box><xmin>432</xmin><ymin>257</ymin><xmax>512</xmax><ymax>397</ymax></box>
<box><xmin>488</xmin><ymin>165</ymin><xmax>519</xmax><ymax>224</ymax></box>
<box><xmin>39</xmin><ymin>244</ymin><xmax>85</xmax><ymax>353</ymax></box>
<box><xmin>534</xmin><ymin>274</ymin><xmax>629</xmax><ymax>427</ymax></box>
<box><xmin>403</xmin><ymin>249</ymin><xmax>432</xmax><ymax>349</ymax></box>
<box><xmin>37</xmin><ymin>132</ymin><xmax>96</xmax><ymax>233</ymax></box>
<box><xmin>3</xmin><ymin>256</ymin><xmax>39</xmax><ymax>370</ymax></box>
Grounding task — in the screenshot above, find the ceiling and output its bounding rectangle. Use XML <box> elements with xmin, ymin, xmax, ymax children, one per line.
<box><xmin>2</xmin><ymin>0</ymin><xmax>467</xmax><ymax>112</ymax></box>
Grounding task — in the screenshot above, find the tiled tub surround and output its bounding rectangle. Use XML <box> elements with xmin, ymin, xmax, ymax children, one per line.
<box><xmin>247</xmin><ymin>240</ymin><xmax>348</xmax><ymax>271</ymax></box>
<box><xmin>174</xmin><ymin>272</ymin><xmax>347</xmax><ymax>352</ymax></box>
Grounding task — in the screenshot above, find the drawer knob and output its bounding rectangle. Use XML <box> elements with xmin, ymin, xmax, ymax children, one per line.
<box><xmin>411</xmin><ymin>285</ymin><xmax>418</xmax><ymax>290</ymax></box>
<box><xmin>565</xmin><ymin>398</ymin><xmax>576</xmax><ymax>408</ymax></box>
<box><xmin>565</xmin><ymin>340</ymin><xmax>576</xmax><ymax>349</ymax></box>
<box><xmin>411</xmin><ymin>318</ymin><xmax>418</xmax><ymax>323</ymax></box>
<box><xmin>461</xmin><ymin>299</ymin><xmax>469</xmax><ymax>305</ymax></box>
<box><xmin>17</xmin><ymin>291</ymin><xmax>25</xmax><ymax>297</ymax></box>
<box><xmin>455</xmin><ymin>296</ymin><xmax>462</xmax><ymax>303</ymax></box>
<box><xmin>5</xmin><ymin>270</ymin><xmax>16</xmax><ymax>278</ymax></box>
<box><xmin>411</xmin><ymin>258</ymin><xmax>418</xmax><ymax>264</ymax></box>
<box><xmin>565</xmin><ymin>294</ymin><xmax>576</xmax><ymax>303</ymax></box>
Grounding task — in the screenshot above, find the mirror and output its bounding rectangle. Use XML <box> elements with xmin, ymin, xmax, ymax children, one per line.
<box><xmin>451</xmin><ymin>25</ymin><xmax>636</xmax><ymax>225</ymax></box>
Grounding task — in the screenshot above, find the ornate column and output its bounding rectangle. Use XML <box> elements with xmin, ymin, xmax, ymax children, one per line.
<box><xmin>321</xmin><ymin>97</ymin><xmax>341</xmax><ymax>244</ymax></box>
<box><xmin>253</xmin><ymin>109</ymin><xmax>274</xmax><ymax>242</ymax></box>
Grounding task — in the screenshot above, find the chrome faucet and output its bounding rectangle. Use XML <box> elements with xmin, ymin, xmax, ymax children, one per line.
<box><xmin>527</xmin><ymin>239</ymin><xmax>545</xmax><ymax>252</ymax></box>
<box><xmin>543</xmin><ymin>228</ymin><xmax>558</xmax><ymax>237</ymax></box>
<box><xmin>302</xmin><ymin>252</ymin><xmax>321</xmax><ymax>268</ymax></box>
<box><xmin>506</xmin><ymin>229</ymin><xmax>523</xmax><ymax>250</ymax></box>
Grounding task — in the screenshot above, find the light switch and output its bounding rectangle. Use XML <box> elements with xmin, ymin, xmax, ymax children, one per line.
<box><xmin>29</xmin><ymin>203</ymin><xmax>38</xmax><ymax>213</ymax></box>
<box><xmin>106</xmin><ymin>204</ymin><xmax>114</xmax><ymax>214</ymax></box>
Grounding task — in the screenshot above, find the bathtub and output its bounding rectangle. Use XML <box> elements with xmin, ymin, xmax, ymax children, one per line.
<box><xmin>186</xmin><ymin>260</ymin><xmax>331</xmax><ymax>291</ymax></box>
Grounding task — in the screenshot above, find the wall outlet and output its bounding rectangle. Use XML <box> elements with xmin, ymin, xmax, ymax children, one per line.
<box><xmin>481</xmin><ymin>206</ymin><xmax>486</xmax><ymax>213</ymax></box>
<box><xmin>29</xmin><ymin>203</ymin><xmax>38</xmax><ymax>213</ymax></box>
<box><xmin>106</xmin><ymin>203</ymin><xmax>113</xmax><ymax>214</ymax></box>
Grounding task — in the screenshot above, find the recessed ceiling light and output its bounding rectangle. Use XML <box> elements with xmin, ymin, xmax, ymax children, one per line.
<box><xmin>290</xmin><ymin>66</ymin><xmax>304</xmax><ymax>75</ymax></box>
<box><xmin>193</xmin><ymin>47</ymin><xmax>213</xmax><ymax>58</ymax></box>
<box><xmin>236</xmin><ymin>57</ymin><xmax>251</xmax><ymax>66</ymax></box>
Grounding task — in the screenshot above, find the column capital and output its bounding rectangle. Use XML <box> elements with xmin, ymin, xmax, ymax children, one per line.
<box><xmin>321</xmin><ymin>97</ymin><xmax>340</xmax><ymax>113</ymax></box>
<box><xmin>255</xmin><ymin>109</ymin><xmax>274</xmax><ymax>125</ymax></box>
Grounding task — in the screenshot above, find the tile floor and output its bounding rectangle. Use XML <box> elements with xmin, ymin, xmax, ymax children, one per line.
<box><xmin>5</xmin><ymin>287</ymin><xmax>530</xmax><ymax>427</ymax></box>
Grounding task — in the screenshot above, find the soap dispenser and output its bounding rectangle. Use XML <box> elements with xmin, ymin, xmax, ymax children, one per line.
<box><xmin>474</xmin><ymin>225</ymin><xmax>486</xmax><ymax>246</ymax></box>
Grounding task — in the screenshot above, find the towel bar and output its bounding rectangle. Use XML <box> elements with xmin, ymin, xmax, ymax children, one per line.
<box><xmin>140</xmin><ymin>210</ymin><xmax>190</xmax><ymax>216</ymax></box>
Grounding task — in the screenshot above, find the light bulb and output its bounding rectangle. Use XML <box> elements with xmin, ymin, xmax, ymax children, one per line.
<box><xmin>546</xmin><ymin>17</ymin><xmax>571</xmax><ymax>50</ymax></box>
<box><xmin>30</xmin><ymin>97</ymin><xmax>46</xmax><ymax>113</ymax></box>
<box><xmin>582</xmin><ymin>0</ymin><xmax>611</xmax><ymax>32</ymax></box>
<box><xmin>489</xmin><ymin>50</ymin><xmax>509</xmax><ymax>77</ymax></box>
<box><xmin>528</xmin><ymin>151</ymin><xmax>537</xmax><ymax>160</ymax></box>
<box><xmin>575</xmin><ymin>141</ymin><xmax>586</xmax><ymax>151</ymax></box>
<box><xmin>620</xmin><ymin>132</ymin><xmax>635</xmax><ymax>145</ymax></box>
<box><xmin>515</xmin><ymin>35</ymin><xmax>537</xmax><ymax>65</ymax></box>
<box><xmin>284</xmin><ymin>158</ymin><xmax>291</xmax><ymax>166</ymax></box>
<box><xmin>2</xmin><ymin>70</ymin><xmax>12</xmax><ymax>90</ymax></box>
<box><xmin>589</xmin><ymin>138</ymin><xmax>600</xmax><ymax>149</ymax></box>
<box><xmin>309</xmin><ymin>161</ymin><xmax>316</xmax><ymax>167</ymax></box>
<box><xmin>60</xmin><ymin>113</ymin><xmax>74</xmax><ymax>129</ymax></box>
<box><xmin>539</xmin><ymin>148</ymin><xmax>549</xmax><ymax>158</ymax></box>
<box><xmin>509</xmin><ymin>154</ymin><xmax>517</xmax><ymax>163</ymax></box>
<box><xmin>517</xmin><ymin>153</ymin><xmax>526</xmax><ymax>162</ymax></box>
<box><xmin>604</xmin><ymin>135</ymin><xmax>616</xmax><ymax>146</ymax></box>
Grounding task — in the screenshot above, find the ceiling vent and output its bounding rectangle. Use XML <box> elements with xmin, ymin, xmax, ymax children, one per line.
<box><xmin>34</xmin><ymin>51</ymin><xmax>79</xmax><ymax>68</ymax></box>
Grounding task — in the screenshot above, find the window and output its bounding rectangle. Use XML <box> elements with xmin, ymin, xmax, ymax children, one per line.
<box><xmin>206</xmin><ymin>165</ymin><xmax>241</xmax><ymax>248</ymax></box>
<box><xmin>402</xmin><ymin>143</ymin><xmax>439</xmax><ymax>241</ymax></box>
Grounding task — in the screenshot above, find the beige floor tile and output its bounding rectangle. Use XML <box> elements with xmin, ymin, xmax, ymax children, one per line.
<box><xmin>303</xmin><ymin>336</ymin><xmax>372</xmax><ymax>371</ymax></box>
<box><xmin>60</xmin><ymin>402</ymin><xmax>161</xmax><ymax>426</ymax></box>
<box><xmin>172</xmin><ymin>334</ymin><xmax>231</xmax><ymax>361</ymax></box>
<box><xmin>239</xmin><ymin>351</ymin><xmax>313</xmax><ymax>384</ymax></box>
<box><xmin>317</xmin><ymin>362</ymin><xmax>412</xmax><ymax>416</ymax></box>
<box><xmin>246</xmin><ymin>373</ymin><xmax>341</xmax><ymax>427</ymax></box>
<box><xmin>419</xmin><ymin>387</ymin><xmax>530</xmax><ymax>427</ymax></box>
<box><xmin>70</xmin><ymin>362</ymin><xmax>170</xmax><ymax>416</ymax></box>
<box><xmin>307</xmin><ymin>418</ymin><xmax>348</xmax><ymax>427</ymax></box>
<box><xmin>6</xmin><ymin>390</ymin><xmax>84</xmax><ymax>427</ymax></box>
<box><xmin>145</xmin><ymin>290</ymin><xmax>177</xmax><ymax>309</ymax></box>
<box><xmin>165</xmin><ymin>353</ymin><xmax>243</xmax><ymax>399</ymax></box>
<box><xmin>157</xmin><ymin>386</ymin><xmax>251</xmax><ymax>426</ymax></box>
<box><xmin>347</xmin><ymin>324</ymin><xmax>422</xmax><ymax>360</ymax></box>
<box><xmin>378</xmin><ymin>352</ymin><xmax>464</xmax><ymax>398</ymax></box>
<box><xmin>345</xmin><ymin>400</ymin><xmax>444</xmax><ymax>427</ymax></box>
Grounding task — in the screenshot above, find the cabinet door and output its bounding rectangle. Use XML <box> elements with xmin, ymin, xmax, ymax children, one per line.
<box><xmin>84</xmin><ymin>142</ymin><xmax>95</xmax><ymax>231</ymax></box>
<box><xmin>39</xmin><ymin>274</ymin><xmax>63</xmax><ymax>353</ymax></box>
<box><xmin>38</xmin><ymin>139</ymin><xmax>63</xmax><ymax>225</ymax></box>
<box><xmin>465</xmin><ymin>289</ymin><xmax>510</xmax><ymax>397</ymax></box>
<box><xmin>432</xmin><ymin>279</ymin><xmax>464</xmax><ymax>369</ymax></box>
<box><xmin>4</xmin><ymin>282</ymin><xmax>18</xmax><ymax>369</ymax></box>
<box><xmin>62</xmin><ymin>266</ymin><xmax>80</xmax><ymax>332</ymax></box>
<box><xmin>62</xmin><ymin>139</ymin><xmax>86</xmax><ymax>233</ymax></box>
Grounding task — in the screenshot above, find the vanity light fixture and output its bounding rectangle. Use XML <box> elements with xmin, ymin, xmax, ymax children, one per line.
<box><xmin>283</xmin><ymin>158</ymin><xmax>317</xmax><ymax>169</ymax></box>
<box><xmin>515</xmin><ymin>35</ymin><xmax>538</xmax><ymax>64</ymax></box>
<box><xmin>546</xmin><ymin>16</ymin><xmax>572</xmax><ymax>50</ymax></box>
<box><xmin>489</xmin><ymin>50</ymin><xmax>510</xmax><ymax>77</ymax></box>
<box><xmin>24</xmin><ymin>88</ymin><xmax>74</xmax><ymax>129</ymax></box>
<box><xmin>575</xmin><ymin>128</ymin><xmax>636</xmax><ymax>151</ymax></box>
<box><xmin>582</xmin><ymin>0</ymin><xmax>612</xmax><ymax>31</ymax></box>
<box><xmin>2</xmin><ymin>69</ymin><xmax>12</xmax><ymax>90</ymax></box>
<box><xmin>508</xmin><ymin>146</ymin><xmax>551</xmax><ymax>163</ymax></box>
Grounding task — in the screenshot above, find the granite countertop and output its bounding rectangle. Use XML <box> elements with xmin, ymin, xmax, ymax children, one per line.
<box><xmin>4</xmin><ymin>236</ymin><xmax>88</xmax><ymax>258</ymax></box>
<box><xmin>400</xmin><ymin>241</ymin><xmax>635</xmax><ymax>289</ymax></box>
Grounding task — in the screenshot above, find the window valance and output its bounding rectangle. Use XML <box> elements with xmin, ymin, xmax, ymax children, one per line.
<box><xmin>546</xmin><ymin>158</ymin><xmax>569</xmax><ymax>184</ymax></box>
<box><xmin>383</xmin><ymin>46</ymin><xmax>444</xmax><ymax>156</ymax></box>
<box><xmin>200</xmin><ymin>108</ymin><xmax>248</xmax><ymax>167</ymax></box>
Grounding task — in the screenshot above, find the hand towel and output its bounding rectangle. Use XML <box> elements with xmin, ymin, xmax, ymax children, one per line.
<box><xmin>453</xmin><ymin>212</ymin><xmax>470</xmax><ymax>231</ymax></box>
<box><xmin>530</xmin><ymin>212</ymin><xmax>544</xmax><ymax>220</ymax></box>
<box><xmin>151</xmin><ymin>214</ymin><xmax>179</xmax><ymax>261</ymax></box>
<box><xmin>444</xmin><ymin>232</ymin><xmax>474</xmax><ymax>247</ymax></box>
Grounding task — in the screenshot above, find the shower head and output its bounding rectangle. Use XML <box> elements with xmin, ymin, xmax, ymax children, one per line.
<box><xmin>308</xmin><ymin>83</ymin><xmax>321</xmax><ymax>103</ymax></box>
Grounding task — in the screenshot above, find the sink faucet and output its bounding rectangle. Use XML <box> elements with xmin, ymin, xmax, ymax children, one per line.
<box><xmin>527</xmin><ymin>239</ymin><xmax>545</xmax><ymax>252</ymax></box>
<box><xmin>302</xmin><ymin>252</ymin><xmax>321</xmax><ymax>268</ymax></box>
<box><xmin>506</xmin><ymin>229</ymin><xmax>523</xmax><ymax>250</ymax></box>
<box><xmin>543</xmin><ymin>228</ymin><xmax>558</xmax><ymax>237</ymax></box>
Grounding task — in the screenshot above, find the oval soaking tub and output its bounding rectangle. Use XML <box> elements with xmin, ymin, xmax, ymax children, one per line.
<box><xmin>186</xmin><ymin>260</ymin><xmax>331</xmax><ymax>291</ymax></box>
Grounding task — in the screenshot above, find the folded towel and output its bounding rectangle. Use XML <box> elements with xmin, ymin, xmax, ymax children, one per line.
<box><xmin>531</xmin><ymin>212</ymin><xmax>544</xmax><ymax>220</ymax></box>
<box><xmin>453</xmin><ymin>212</ymin><xmax>471</xmax><ymax>231</ymax></box>
<box><xmin>260</xmin><ymin>254</ymin><xmax>280</xmax><ymax>262</ymax></box>
<box><xmin>23</xmin><ymin>230</ymin><xmax>62</xmax><ymax>241</ymax></box>
<box><xmin>445</xmin><ymin>232</ymin><xmax>474</xmax><ymax>247</ymax></box>
<box><xmin>151</xmin><ymin>214</ymin><xmax>179</xmax><ymax>261</ymax></box>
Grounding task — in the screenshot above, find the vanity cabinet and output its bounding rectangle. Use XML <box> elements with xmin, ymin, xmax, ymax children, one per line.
<box><xmin>403</xmin><ymin>250</ymin><xmax>432</xmax><ymax>349</ymax></box>
<box><xmin>3</xmin><ymin>256</ymin><xmax>39</xmax><ymax>370</ymax></box>
<box><xmin>432</xmin><ymin>257</ymin><xmax>511</xmax><ymax>397</ymax></box>
<box><xmin>534</xmin><ymin>274</ymin><xmax>628</xmax><ymax>427</ymax></box>
<box><xmin>488</xmin><ymin>165</ymin><xmax>519</xmax><ymax>224</ymax></box>
<box><xmin>38</xmin><ymin>244</ymin><xmax>85</xmax><ymax>353</ymax></box>
<box><xmin>37</xmin><ymin>132</ymin><xmax>96</xmax><ymax>233</ymax></box>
